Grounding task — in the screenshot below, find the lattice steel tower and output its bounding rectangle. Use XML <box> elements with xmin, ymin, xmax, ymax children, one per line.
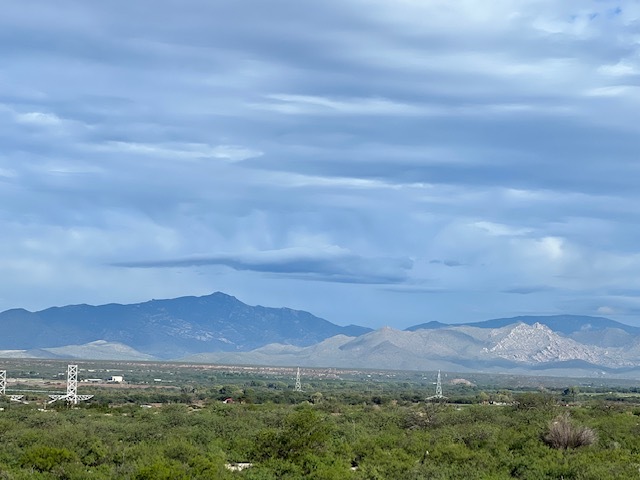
<box><xmin>294</xmin><ymin>367</ymin><xmax>303</xmax><ymax>392</ymax></box>
<box><xmin>427</xmin><ymin>370</ymin><xmax>445</xmax><ymax>400</ymax></box>
<box><xmin>435</xmin><ymin>370</ymin><xmax>443</xmax><ymax>397</ymax></box>
<box><xmin>48</xmin><ymin>365</ymin><xmax>94</xmax><ymax>405</ymax></box>
<box><xmin>1</xmin><ymin>369</ymin><xmax>24</xmax><ymax>402</ymax></box>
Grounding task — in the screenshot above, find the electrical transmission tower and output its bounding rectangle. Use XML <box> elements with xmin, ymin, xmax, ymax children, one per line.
<box><xmin>1</xmin><ymin>370</ymin><xmax>24</xmax><ymax>402</ymax></box>
<box><xmin>48</xmin><ymin>365</ymin><xmax>93</xmax><ymax>405</ymax></box>
<box><xmin>435</xmin><ymin>370</ymin><xmax>443</xmax><ymax>397</ymax></box>
<box><xmin>294</xmin><ymin>367</ymin><xmax>303</xmax><ymax>392</ymax></box>
<box><xmin>427</xmin><ymin>370</ymin><xmax>446</xmax><ymax>401</ymax></box>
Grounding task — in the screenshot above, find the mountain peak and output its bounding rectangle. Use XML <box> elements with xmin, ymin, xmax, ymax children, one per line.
<box><xmin>207</xmin><ymin>291</ymin><xmax>238</xmax><ymax>300</ymax></box>
<box><xmin>486</xmin><ymin>320</ymin><xmax>623</xmax><ymax>366</ymax></box>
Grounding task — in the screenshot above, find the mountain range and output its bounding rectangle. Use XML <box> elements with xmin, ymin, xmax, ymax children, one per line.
<box><xmin>0</xmin><ymin>292</ymin><xmax>369</xmax><ymax>359</ymax></box>
<box><xmin>2</xmin><ymin>292</ymin><xmax>640</xmax><ymax>377</ymax></box>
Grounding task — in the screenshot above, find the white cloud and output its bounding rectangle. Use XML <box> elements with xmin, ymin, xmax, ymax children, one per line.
<box><xmin>598</xmin><ymin>61</ymin><xmax>638</xmax><ymax>76</ymax></box>
<box><xmin>14</xmin><ymin>111</ymin><xmax>63</xmax><ymax>126</ymax></box>
<box><xmin>252</xmin><ymin>94</ymin><xmax>428</xmax><ymax>116</ymax></box>
<box><xmin>101</xmin><ymin>141</ymin><xmax>262</xmax><ymax>162</ymax></box>
<box><xmin>472</xmin><ymin>222</ymin><xmax>533</xmax><ymax>237</ymax></box>
<box><xmin>0</xmin><ymin>168</ymin><xmax>17</xmax><ymax>178</ymax></box>
<box><xmin>597</xmin><ymin>306</ymin><xmax>615</xmax><ymax>315</ymax></box>
<box><xmin>534</xmin><ymin>236</ymin><xmax>564</xmax><ymax>261</ymax></box>
<box><xmin>584</xmin><ymin>86</ymin><xmax>640</xmax><ymax>97</ymax></box>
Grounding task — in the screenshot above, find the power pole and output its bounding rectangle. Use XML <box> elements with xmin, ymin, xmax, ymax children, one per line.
<box><xmin>294</xmin><ymin>367</ymin><xmax>303</xmax><ymax>392</ymax></box>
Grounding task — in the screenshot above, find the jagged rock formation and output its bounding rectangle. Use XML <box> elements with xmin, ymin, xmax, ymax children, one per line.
<box><xmin>486</xmin><ymin>323</ymin><xmax>632</xmax><ymax>367</ymax></box>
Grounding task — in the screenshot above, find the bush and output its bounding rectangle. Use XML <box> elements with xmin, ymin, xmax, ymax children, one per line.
<box><xmin>20</xmin><ymin>445</ymin><xmax>77</xmax><ymax>472</ymax></box>
<box><xmin>544</xmin><ymin>413</ymin><xmax>597</xmax><ymax>449</ymax></box>
<box><xmin>251</xmin><ymin>406</ymin><xmax>335</xmax><ymax>466</ymax></box>
<box><xmin>514</xmin><ymin>392</ymin><xmax>556</xmax><ymax>410</ymax></box>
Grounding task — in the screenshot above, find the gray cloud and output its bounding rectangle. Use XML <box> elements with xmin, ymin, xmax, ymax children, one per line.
<box><xmin>113</xmin><ymin>248</ymin><xmax>413</xmax><ymax>285</ymax></box>
<box><xmin>1</xmin><ymin>1</ymin><xmax>640</xmax><ymax>327</ymax></box>
<box><xmin>503</xmin><ymin>286</ymin><xmax>555</xmax><ymax>295</ymax></box>
<box><xmin>430</xmin><ymin>259</ymin><xmax>465</xmax><ymax>268</ymax></box>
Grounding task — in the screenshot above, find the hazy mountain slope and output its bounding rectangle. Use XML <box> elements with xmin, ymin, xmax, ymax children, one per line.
<box><xmin>0</xmin><ymin>309</ymin><xmax>64</xmax><ymax>349</ymax></box>
<box><xmin>568</xmin><ymin>328</ymin><xmax>637</xmax><ymax>348</ymax></box>
<box><xmin>183</xmin><ymin>321</ymin><xmax>640</xmax><ymax>376</ymax></box>
<box><xmin>44</xmin><ymin>340</ymin><xmax>156</xmax><ymax>361</ymax></box>
<box><xmin>0</xmin><ymin>341</ymin><xmax>153</xmax><ymax>361</ymax></box>
<box><xmin>184</xmin><ymin>332</ymin><xmax>465</xmax><ymax>371</ymax></box>
<box><xmin>407</xmin><ymin>315</ymin><xmax>640</xmax><ymax>336</ymax></box>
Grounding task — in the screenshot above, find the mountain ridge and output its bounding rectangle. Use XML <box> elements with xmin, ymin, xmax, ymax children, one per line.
<box><xmin>0</xmin><ymin>292</ymin><xmax>371</xmax><ymax>359</ymax></box>
<box><xmin>406</xmin><ymin>314</ymin><xmax>640</xmax><ymax>335</ymax></box>
<box><xmin>3</xmin><ymin>293</ymin><xmax>640</xmax><ymax>377</ymax></box>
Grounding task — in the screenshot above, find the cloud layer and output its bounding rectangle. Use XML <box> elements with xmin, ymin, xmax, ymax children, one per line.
<box><xmin>1</xmin><ymin>1</ymin><xmax>640</xmax><ymax>327</ymax></box>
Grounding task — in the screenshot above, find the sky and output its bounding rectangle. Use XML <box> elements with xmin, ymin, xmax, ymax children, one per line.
<box><xmin>1</xmin><ymin>0</ymin><xmax>640</xmax><ymax>329</ymax></box>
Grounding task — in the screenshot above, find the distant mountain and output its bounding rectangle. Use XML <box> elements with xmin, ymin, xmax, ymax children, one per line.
<box><xmin>5</xmin><ymin>295</ymin><xmax>640</xmax><ymax>378</ymax></box>
<box><xmin>404</xmin><ymin>320</ymin><xmax>450</xmax><ymax>330</ymax></box>
<box><xmin>185</xmin><ymin>332</ymin><xmax>466</xmax><ymax>372</ymax></box>
<box><xmin>0</xmin><ymin>292</ymin><xmax>371</xmax><ymax>359</ymax></box>
<box><xmin>0</xmin><ymin>341</ymin><xmax>154</xmax><ymax>361</ymax></box>
<box><xmin>406</xmin><ymin>314</ymin><xmax>640</xmax><ymax>336</ymax></box>
<box><xmin>184</xmin><ymin>321</ymin><xmax>640</xmax><ymax>378</ymax></box>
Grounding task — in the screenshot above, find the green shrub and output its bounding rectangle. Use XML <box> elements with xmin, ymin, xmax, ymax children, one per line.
<box><xmin>20</xmin><ymin>445</ymin><xmax>77</xmax><ymax>472</ymax></box>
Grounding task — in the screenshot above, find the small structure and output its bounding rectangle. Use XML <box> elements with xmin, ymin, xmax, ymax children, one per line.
<box><xmin>225</xmin><ymin>463</ymin><xmax>252</xmax><ymax>472</ymax></box>
<box><xmin>108</xmin><ymin>375</ymin><xmax>124</xmax><ymax>383</ymax></box>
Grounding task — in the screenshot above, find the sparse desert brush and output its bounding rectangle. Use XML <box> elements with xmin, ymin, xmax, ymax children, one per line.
<box><xmin>544</xmin><ymin>412</ymin><xmax>597</xmax><ymax>449</ymax></box>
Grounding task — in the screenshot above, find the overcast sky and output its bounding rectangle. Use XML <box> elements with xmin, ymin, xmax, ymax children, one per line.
<box><xmin>1</xmin><ymin>1</ymin><xmax>640</xmax><ymax>328</ymax></box>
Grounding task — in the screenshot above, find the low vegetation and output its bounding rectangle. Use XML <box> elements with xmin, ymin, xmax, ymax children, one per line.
<box><xmin>1</xmin><ymin>362</ymin><xmax>640</xmax><ymax>478</ymax></box>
